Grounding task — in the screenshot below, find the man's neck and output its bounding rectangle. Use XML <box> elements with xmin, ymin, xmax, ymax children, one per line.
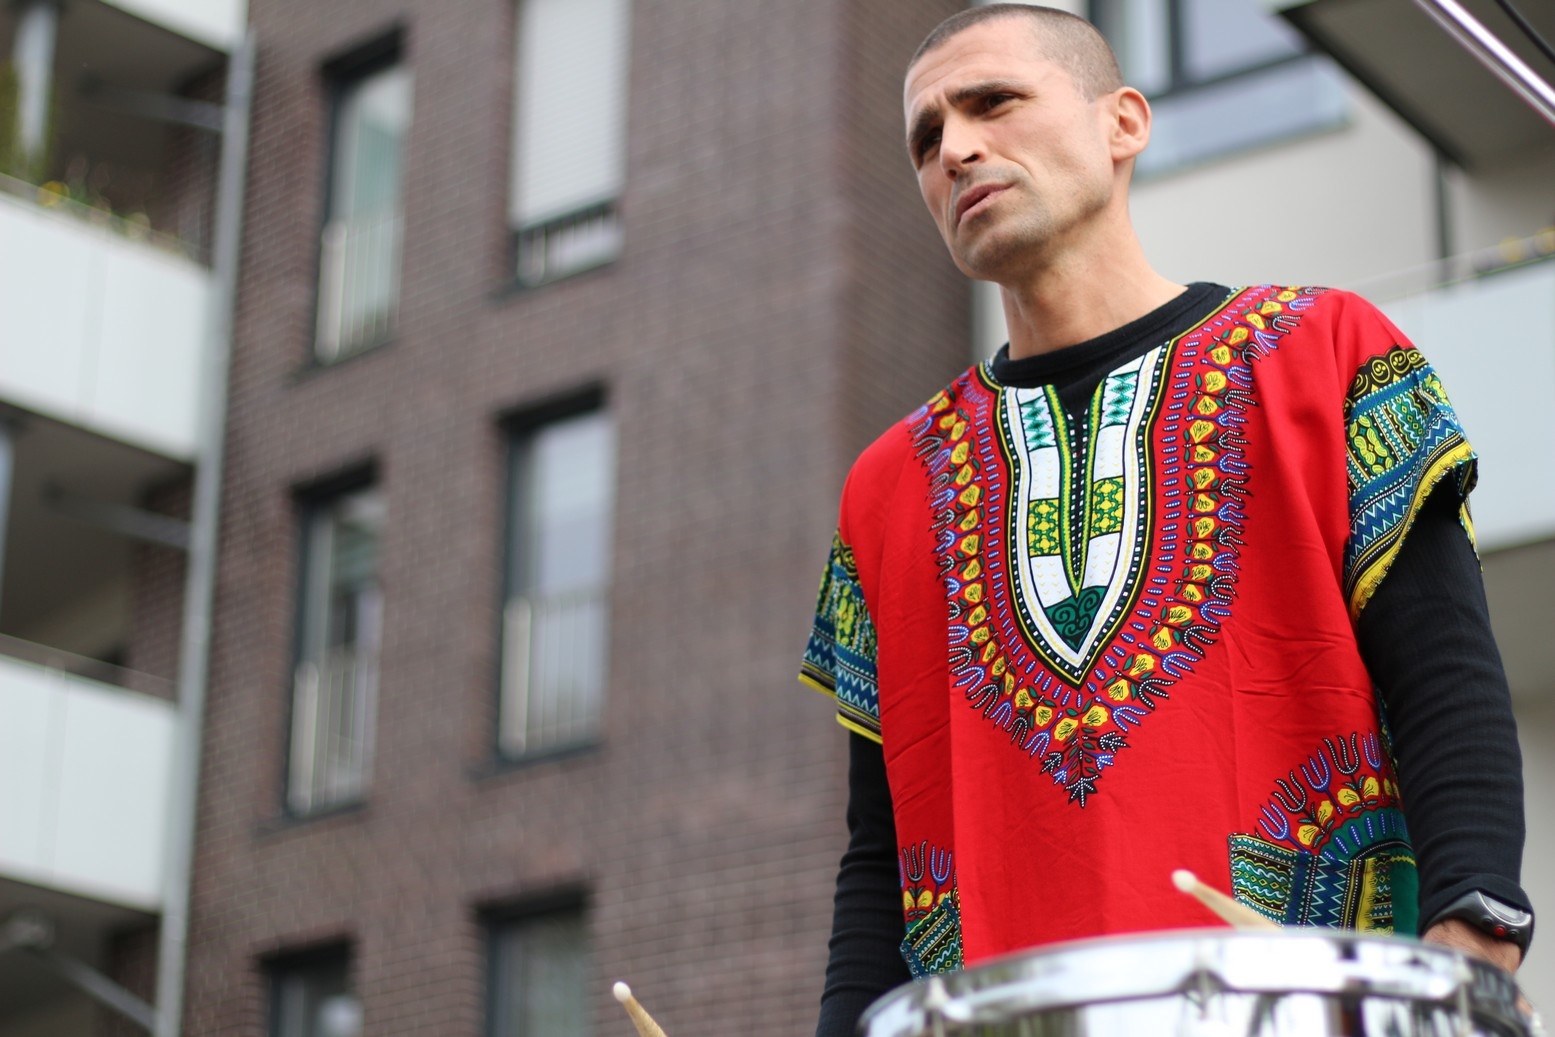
<box><xmin>997</xmin><ymin>233</ymin><xmax>1185</xmax><ymax>361</ymax></box>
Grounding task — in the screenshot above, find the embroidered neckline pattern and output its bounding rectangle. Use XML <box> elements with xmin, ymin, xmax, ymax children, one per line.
<box><xmin>907</xmin><ymin>287</ymin><xmax>1322</xmax><ymax>807</ymax></box>
<box><xmin>996</xmin><ymin>350</ymin><xmax>1166</xmax><ymax>682</ymax></box>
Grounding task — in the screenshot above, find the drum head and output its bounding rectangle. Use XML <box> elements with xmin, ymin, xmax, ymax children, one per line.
<box><xmin>859</xmin><ymin>929</ymin><xmax>1529</xmax><ymax>1037</ymax></box>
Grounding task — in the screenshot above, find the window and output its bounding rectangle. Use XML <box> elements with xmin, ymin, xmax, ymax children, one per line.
<box><xmin>268</xmin><ymin>948</ymin><xmax>362</xmax><ymax>1037</ymax></box>
<box><xmin>509</xmin><ymin>0</ymin><xmax>631</xmax><ymax>286</ymax></box>
<box><xmin>1086</xmin><ymin>0</ymin><xmax>1348</xmax><ymax>174</ymax></box>
<box><xmin>500</xmin><ymin>405</ymin><xmax>615</xmax><ymax>756</ymax></box>
<box><xmin>288</xmin><ymin>484</ymin><xmax>384</xmax><ymax>814</ymax></box>
<box><xmin>316</xmin><ymin>50</ymin><xmax>412</xmax><ymax>361</ymax></box>
<box><xmin>489</xmin><ymin>907</ymin><xmax>592</xmax><ymax>1037</ymax></box>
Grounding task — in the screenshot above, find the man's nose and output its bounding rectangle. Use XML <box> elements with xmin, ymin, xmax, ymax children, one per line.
<box><xmin>939</xmin><ymin>118</ymin><xmax>983</xmax><ymax>176</ymax></box>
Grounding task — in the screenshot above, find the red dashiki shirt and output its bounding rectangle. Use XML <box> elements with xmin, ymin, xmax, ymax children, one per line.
<box><xmin>799</xmin><ymin>286</ymin><xmax>1477</xmax><ymax>976</ymax></box>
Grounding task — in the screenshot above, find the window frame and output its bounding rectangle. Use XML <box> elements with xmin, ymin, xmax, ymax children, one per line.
<box><xmin>1086</xmin><ymin>0</ymin><xmax>1348</xmax><ymax>176</ymax></box>
<box><xmin>484</xmin><ymin>893</ymin><xmax>594</xmax><ymax>1037</ymax></box>
<box><xmin>265</xmin><ymin>943</ymin><xmax>359</xmax><ymax>1037</ymax></box>
<box><xmin>284</xmin><ymin>466</ymin><xmax>383</xmax><ymax>819</ymax></box>
<box><xmin>310</xmin><ymin>28</ymin><xmax>410</xmax><ymax>366</ymax></box>
<box><xmin>493</xmin><ymin>387</ymin><xmax>614</xmax><ymax>764</ymax></box>
<box><xmin>504</xmin><ymin>0</ymin><xmax>631</xmax><ymax>290</ymax></box>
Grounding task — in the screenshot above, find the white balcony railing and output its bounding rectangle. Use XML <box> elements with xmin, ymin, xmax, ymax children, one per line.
<box><xmin>0</xmin><ymin>185</ymin><xmax>211</xmax><ymax>461</ymax></box>
<box><xmin>315</xmin><ymin>210</ymin><xmax>404</xmax><ymax>363</ymax></box>
<box><xmin>499</xmin><ymin>588</ymin><xmax>607</xmax><ymax>756</ymax></box>
<box><xmin>515</xmin><ymin>201</ymin><xmax>621</xmax><ymax>288</ymax></box>
<box><xmin>288</xmin><ymin>647</ymin><xmax>377</xmax><ymax>815</ymax></box>
<box><xmin>1380</xmin><ymin>256</ymin><xmax>1555</xmax><ymax>551</ymax></box>
<box><xmin>0</xmin><ymin>647</ymin><xmax>175</xmax><ymax>909</ymax></box>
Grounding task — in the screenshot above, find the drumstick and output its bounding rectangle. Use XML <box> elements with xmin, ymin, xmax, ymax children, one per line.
<box><xmin>613</xmin><ymin>981</ymin><xmax>669</xmax><ymax>1037</ymax></box>
<box><xmin>1172</xmin><ymin>869</ymin><xmax>1279</xmax><ymax>931</ymax></box>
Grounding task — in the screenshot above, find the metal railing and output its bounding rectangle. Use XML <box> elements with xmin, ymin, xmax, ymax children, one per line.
<box><xmin>515</xmin><ymin>201</ymin><xmax>621</xmax><ymax>287</ymax></box>
<box><xmin>0</xmin><ymin>630</ymin><xmax>176</xmax><ymax>700</ymax></box>
<box><xmin>0</xmin><ymin>170</ymin><xmax>213</xmax><ymax>264</ymax></box>
<box><xmin>315</xmin><ymin>209</ymin><xmax>404</xmax><ymax>362</ymax></box>
<box><xmin>499</xmin><ymin>588</ymin><xmax>608</xmax><ymax>756</ymax></box>
<box><xmin>288</xmin><ymin>645</ymin><xmax>377</xmax><ymax>814</ymax></box>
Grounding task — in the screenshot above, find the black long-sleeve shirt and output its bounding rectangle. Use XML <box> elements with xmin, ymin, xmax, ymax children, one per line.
<box><xmin>814</xmin><ymin>284</ymin><xmax>1530</xmax><ymax>1036</ymax></box>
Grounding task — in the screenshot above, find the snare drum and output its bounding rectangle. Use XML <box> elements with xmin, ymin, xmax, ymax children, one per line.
<box><xmin>860</xmin><ymin>929</ymin><xmax>1533</xmax><ymax>1037</ymax></box>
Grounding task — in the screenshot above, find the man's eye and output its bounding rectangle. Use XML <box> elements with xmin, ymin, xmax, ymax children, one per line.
<box><xmin>917</xmin><ymin>130</ymin><xmax>941</xmax><ymax>161</ymax></box>
<box><xmin>983</xmin><ymin>93</ymin><xmax>1013</xmax><ymax>109</ymax></box>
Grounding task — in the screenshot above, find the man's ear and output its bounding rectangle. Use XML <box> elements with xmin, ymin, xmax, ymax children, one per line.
<box><xmin>1109</xmin><ymin>86</ymin><xmax>1151</xmax><ymax>163</ymax></box>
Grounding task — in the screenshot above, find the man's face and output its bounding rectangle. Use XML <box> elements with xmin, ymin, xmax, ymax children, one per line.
<box><xmin>903</xmin><ymin>19</ymin><xmax>1121</xmax><ymax>281</ymax></box>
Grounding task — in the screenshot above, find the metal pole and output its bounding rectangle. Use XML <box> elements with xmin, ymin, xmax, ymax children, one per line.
<box><xmin>1412</xmin><ymin>0</ymin><xmax>1555</xmax><ymax>127</ymax></box>
<box><xmin>153</xmin><ymin>31</ymin><xmax>254</xmax><ymax>1037</ymax></box>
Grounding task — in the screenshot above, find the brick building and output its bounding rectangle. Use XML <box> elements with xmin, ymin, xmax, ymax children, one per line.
<box><xmin>181</xmin><ymin>1</ymin><xmax>967</xmax><ymax>1035</ymax></box>
<box><xmin>5</xmin><ymin>0</ymin><xmax>1549</xmax><ymax>1033</ymax></box>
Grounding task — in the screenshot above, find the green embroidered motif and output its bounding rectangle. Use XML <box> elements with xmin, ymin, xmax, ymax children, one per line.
<box><xmin>1044</xmin><ymin>586</ymin><xmax>1107</xmax><ymax>650</ymax></box>
<box><xmin>1028</xmin><ymin>498</ymin><xmax>1062</xmax><ymax>554</ymax></box>
<box><xmin>1100</xmin><ymin>370</ymin><xmax>1138</xmax><ymax>426</ymax></box>
<box><xmin>1088</xmin><ymin>477</ymin><xmax>1125</xmax><ymax>537</ymax></box>
<box><xmin>1020</xmin><ymin>395</ymin><xmax>1057</xmax><ymax>449</ymax></box>
<box><xmin>900</xmin><ymin>888</ymin><xmax>964</xmax><ymax>978</ymax></box>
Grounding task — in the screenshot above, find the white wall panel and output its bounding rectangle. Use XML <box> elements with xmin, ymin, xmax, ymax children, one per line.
<box><xmin>0</xmin><ymin>198</ymin><xmax>97</xmax><ymax>421</ymax></box>
<box><xmin>87</xmin><ymin>237</ymin><xmax>208</xmax><ymax>456</ymax></box>
<box><xmin>1383</xmin><ymin>260</ymin><xmax>1555</xmax><ymax>550</ymax></box>
<box><xmin>0</xmin><ymin>655</ymin><xmax>173</xmax><ymax>910</ymax></box>
<box><xmin>1130</xmin><ymin>82</ymin><xmax>1437</xmax><ymax>289</ymax></box>
<box><xmin>0</xmin><ymin>193</ymin><xmax>210</xmax><ymax>460</ymax></box>
<box><xmin>0</xmin><ymin>664</ymin><xmax>55</xmax><ymax>877</ymax></box>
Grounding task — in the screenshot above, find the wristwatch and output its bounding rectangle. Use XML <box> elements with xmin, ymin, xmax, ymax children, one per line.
<box><xmin>1426</xmin><ymin>890</ymin><xmax>1534</xmax><ymax>954</ymax></box>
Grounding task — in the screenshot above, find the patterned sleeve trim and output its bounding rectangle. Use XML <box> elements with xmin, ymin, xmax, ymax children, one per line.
<box><xmin>799</xmin><ymin>530</ymin><xmax>882</xmax><ymax>742</ymax></box>
<box><xmin>1344</xmin><ymin>345</ymin><xmax>1477</xmax><ymax>618</ymax></box>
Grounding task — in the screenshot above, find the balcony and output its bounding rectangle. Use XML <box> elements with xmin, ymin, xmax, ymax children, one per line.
<box><xmin>0</xmin><ymin>0</ymin><xmax>240</xmax><ymax>461</ymax></box>
<box><xmin>0</xmin><ymin>183</ymin><xmax>211</xmax><ymax>460</ymax></box>
<box><xmin>1273</xmin><ymin>0</ymin><xmax>1555</xmax><ymax>168</ymax></box>
<box><xmin>0</xmin><ymin>638</ymin><xmax>174</xmax><ymax>910</ymax></box>
<box><xmin>1377</xmin><ymin>253</ymin><xmax>1555</xmax><ymax>551</ymax></box>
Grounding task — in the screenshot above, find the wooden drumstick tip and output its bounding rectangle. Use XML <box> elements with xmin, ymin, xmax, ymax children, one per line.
<box><xmin>612</xmin><ymin>980</ymin><xmax>669</xmax><ymax>1037</ymax></box>
<box><xmin>1172</xmin><ymin>868</ymin><xmax>1279</xmax><ymax>931</ymax></box>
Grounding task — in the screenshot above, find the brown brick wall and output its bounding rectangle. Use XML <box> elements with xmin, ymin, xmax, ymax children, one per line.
<box><xmin>185</xmin><ymin>2</ymin><xmax>968</xmax><ymax>1035</ymax></box>
<box><xmin>123</xmin><ymin>475</ymin><xmax>191</xmax><ymax>695</ymax></box>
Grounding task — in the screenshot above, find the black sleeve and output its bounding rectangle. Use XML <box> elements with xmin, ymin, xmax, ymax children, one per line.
<box><xmin>815</xmin><ymin>733</ymin><xmax>912</xmax><ymax>1037</ymax></box>
<box><xmin>1356</xmin><ymin>480</ymin><xmax>1533</xmax><ymax>932</ymax></box>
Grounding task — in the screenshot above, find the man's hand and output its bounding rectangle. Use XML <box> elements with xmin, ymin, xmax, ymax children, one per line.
<box><xmin>1422</xmin><ymin>917</ymin><xmax>1522</xmax><ymax>973</ymax></box>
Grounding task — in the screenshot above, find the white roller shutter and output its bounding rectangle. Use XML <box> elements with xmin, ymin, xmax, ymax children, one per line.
<box><xmin>510</xmin><ymin>0</ymin><xmax>632</xmax><ymax>228</ymax></box>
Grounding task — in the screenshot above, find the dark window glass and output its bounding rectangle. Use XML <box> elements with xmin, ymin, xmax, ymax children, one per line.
<box><xmin>500</xmin><ymin>409</ymin><xmax>615</xmax><ymax>756</ymax></box>
<box><xmin>289</xmin><ymin>486</ymin><xmax>384</xmax><ymax>813</ymax></box>
<box><xmin>490</xmin><ymin>910</ymin><xmax>592</xmax><ymax>1037</ymax></box>
<box><xmin>269</xmin><ymin>950</ymin><xmax>362</xmax><ymax>1037</ymax></box>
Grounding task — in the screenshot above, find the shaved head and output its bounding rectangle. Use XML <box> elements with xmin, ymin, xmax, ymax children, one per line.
<box><xmin>910</xmin><ymin>5</ymin><xmax>1123</xmax><ymax>100</ymax></box>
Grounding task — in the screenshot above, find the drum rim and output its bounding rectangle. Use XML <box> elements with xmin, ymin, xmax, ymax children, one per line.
<box><xmin>859</xmin><ymin>927</ymin><xmax>1523</xmax><ymax>1034</ymax></box>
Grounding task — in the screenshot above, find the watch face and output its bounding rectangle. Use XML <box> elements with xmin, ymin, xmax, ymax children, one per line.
<box><xmin>1461</xmin><ymin>892</ymin><xmax>1533</xmax><ymax>950</ymax></box>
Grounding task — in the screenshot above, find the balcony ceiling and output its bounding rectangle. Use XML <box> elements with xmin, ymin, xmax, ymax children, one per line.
<box><xmin>1276</xmin><ymin>0</ymin><xmax>1555</xmax><ymax>168</ymax></box>
<box><xmin>0</xmin><ymin>0</ymin><xmax>225</xmax><ymax>196</ymax></box>
<box><xmin>0</xmin><ymin>874</ymin><xmax>154</xmax><ymax>1022</ymax></box>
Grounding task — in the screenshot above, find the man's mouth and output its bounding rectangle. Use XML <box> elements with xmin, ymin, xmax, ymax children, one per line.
<box><xmin>955</xmin><ymin>184</ymin><xmax>1007</xmax><ymax>227</ymax></box>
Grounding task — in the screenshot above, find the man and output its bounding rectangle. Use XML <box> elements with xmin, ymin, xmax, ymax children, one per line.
<box><xmin>799</xmin><ymin>6</ymin><xmax>1533</xmax><ymax>1033</ymax></box>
